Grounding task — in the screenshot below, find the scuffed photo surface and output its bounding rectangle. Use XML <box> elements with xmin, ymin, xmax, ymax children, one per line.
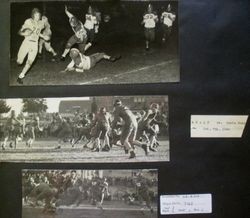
<box><xmin>10</xmin><ymin>0</ymin><xmax>179</xmax><ymax>86</ymax></box>
<box><xmin>0</xmin><ymin>96</ymin><xmax>169</xmax><ymax>162</ymax></box>
<box><xmin>22</xmin><ymin>169</ymin><xmax>158</xmax><ymax>218</ymax></box>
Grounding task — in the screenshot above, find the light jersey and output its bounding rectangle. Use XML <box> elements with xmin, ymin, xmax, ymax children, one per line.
<box><xmin>96</xmin><ymin>112</ymin><xmax>111</xmax><ymax>127</ymax></box>
<box><xmin>67</xmin><ymin>53</ymin><xmax>91</xmax><ymax>71</ymax></box>
<box><xmin>22</xmin><ymin>18</ymin><xmax>45</xmax><ymax>42</ymax></box>
<box><xmin>143</xmin><ymin>12</ymin><xmax>158</xmax><ymax>28</ymax></box>
<box><xmin>114</xmin><ymin>106</ymin><xmax>137</xmax><ymax>125</ymax></box>
<box><xmin>70</xmin><ymin>16</ymin><xmax>86</xmax><ymax>39</ymax></box>
<box><xmin>84</xmin><ymin>14</ymin><xmax>97</xmax><ymax>30</ymax></box>
<box><xmin>161</xmin><ymin>11</ymin><xmax>176</xmax><ymax>27</ymax></box>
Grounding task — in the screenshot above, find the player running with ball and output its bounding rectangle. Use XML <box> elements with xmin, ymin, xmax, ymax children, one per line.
<box><xmin>16</xmin><ymin>8</ymin><xmax>48</xmax><ymax>84</ymax></box>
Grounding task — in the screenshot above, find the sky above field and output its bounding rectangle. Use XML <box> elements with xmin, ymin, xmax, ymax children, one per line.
<box><xmin>5</xmin><ymin>97</ymin><xmax>89</xmax><ymax>115</ymax></box>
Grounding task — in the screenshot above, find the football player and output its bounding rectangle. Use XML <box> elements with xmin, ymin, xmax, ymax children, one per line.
<box><xmin>1</xmin><ymin>110</ymin><xmax>24</xmax><ymax>150</ymax></box>
<box><xmin>84</xmin><ymin>6</ymin><xmax>98</xmax><ymax>45</ymax></box>
<box><xmin>137</xmin><ymin>103</ymin><xmax>160</xmax><ymax>152</ymax></box>
<box><xmin>63</xmin><ymin>48</ymin><xmax>120</xmax><ymax>73</ymax></box>
<box><xmin>38</xmin><ymin>16</ymin><xmax>57</xmax><ymax>60</ymax></box>
<box><xmin>142</xmin><ymin>4</ymin><xmax>158</xmax><ymax>51</ymax></box>
<box><xmin>92</xmin><ymin>107</ymin><xmax>112</xmax><ymax>152</ymax></box>
<box><xmin>161</xmin><ymin>4</ymin><xmax>176</xmax><ymax>42</ymax></box>
<box><xmin>135</xmin><ymin>172</ymin><xmax>154</xmax><ymax>213</ymax></box>
<box><xmin>60</xmin><ymin>6</ymin><xmax>90</xmax><ymax>61</ymax></box>
<box><xmin>112</xmin><ymin>100</ymin><xmax>149</xmax><ymax>159</ymax></box>
<box><xmin>16</xmin><ymin>8</ymin><xmax>47</xmax><ymax>84</ymax></box>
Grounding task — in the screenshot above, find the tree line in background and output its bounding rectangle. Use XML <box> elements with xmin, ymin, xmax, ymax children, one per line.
<box><xmin>0</xmin><ymin>99</ymin><xmax>48</xmax><ymax>117</ymax></box>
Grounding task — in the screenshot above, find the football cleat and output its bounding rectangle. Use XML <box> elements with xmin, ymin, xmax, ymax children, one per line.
<box><xmin>109</xmin><ymin>55</ymin><xmax>121</xmax><ymax>62</ymax></box>
<box><xmin>17</xmin><ymin>78</ymin><xmax>24</xmax><ymax>85</ymax></box>
<box><xmin>149</xmin><ymin>146</ymin><xmax>157</xmax><ymax>152</ymax></box>
<box><xmin>129</xmin><ymin>150</ymin><xmax>136</xmax><ymax>159</ymax></box>
<box><xmin>60</xmin><ymin>56</ymin><xmax>65</xmax><ymax>62</ymax></box>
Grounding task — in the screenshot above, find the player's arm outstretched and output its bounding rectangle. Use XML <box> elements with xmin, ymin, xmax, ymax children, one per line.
<box><xmin>64</xmin><ymin>60</ymin><xmax>76</xmax><ymax>72</ymax></box>
<box><xmin>65</xmin><ymin>5</ymin><xmax>74</xmax><ymax>19</ymax></box>
<box><xmin>63</xmin><ymin>61</ymin><xmax>84</xmax><ymax>73</ymax></box>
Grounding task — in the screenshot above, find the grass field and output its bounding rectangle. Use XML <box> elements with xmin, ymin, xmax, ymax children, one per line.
<box><xmin>10</xmin><ymin>1</ymin><xmax>179</xmax><ymax>86</ymax></box>
<box><xmin>23</xmin><ymin>202</ymin><xmax>158</xmax><ymax>218</ymax></box>
<box><xmin>0</xmin><ymin>138</ymin><xmax>169</xmax><ymax>162</ymax></box>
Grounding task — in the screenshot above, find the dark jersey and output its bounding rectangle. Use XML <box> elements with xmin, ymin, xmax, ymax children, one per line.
<box><xmin>70</xmin><ymin>16</ymin><xmax>86</xmax><ymax>40</ymax></box>
<box><xmin>114</xmin><ymin>106</ymin><xmax>137</xmax><ymax>125</ymax></box>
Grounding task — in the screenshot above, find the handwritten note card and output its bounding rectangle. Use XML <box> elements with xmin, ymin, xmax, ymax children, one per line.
<box><xmin>191</xmin><ymin>115</ymin><xmax>248</xmax><ymax>138</ymax></box>
<box><xmin>160</xmin><ymin>194</ymin><xmax>212</xmax><ymax>215</ymax></box>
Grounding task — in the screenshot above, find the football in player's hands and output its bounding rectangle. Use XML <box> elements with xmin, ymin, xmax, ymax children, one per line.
<box><xmin>22</xmin><ymin>28</ymin><xmax>33</xmax><ymax>36</ymax></box>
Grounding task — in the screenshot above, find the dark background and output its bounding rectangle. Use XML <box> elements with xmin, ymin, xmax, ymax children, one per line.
<box><xmin>10</xmin><ymin>1</ymin><xmax>178</xmax><ymax>58</ymax></box>
<box><xmin>9</xmin><ymin>0</ymin><xmax>179</xmax><ymax>85</ymax></box>
<box><xmin>1</xmin><ymin>0</ymin><xmax>250</xmax><ymax>218</ymax></box>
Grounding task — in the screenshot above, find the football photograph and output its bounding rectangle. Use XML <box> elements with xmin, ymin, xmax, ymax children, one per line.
<box><xmin>9</xmin><ymin>0</ymin><xmax>179</xmax><ymax>86</ymax></box>
<box><xmin>22</xmin><ymin>169</ymin><xmax>158</xmax><ymax>218</ymax></box>
<box><xmin>0</xmin><ymin>96</ymin><xmax>169</xmax><ymax>162</ymax></box>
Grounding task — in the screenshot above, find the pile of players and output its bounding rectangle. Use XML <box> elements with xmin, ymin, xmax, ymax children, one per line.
<box><xmin>0</xmin><ymin>100</ymin><xmax>167</xmax><ymax>159</ymax></box>
<box><xmin>22</xmin><ymin>170</ymin><xmax>156</xmax><ymax>213</ymax></box>
<box><xmin>51</xmin><ymin>99</ymin><xmax>167</xmax><ymax>160</ymax></box>
<box><xmin>15</xmin><ymin>3</ymin><xmax>176</xmax><ymax>84</ymax></box>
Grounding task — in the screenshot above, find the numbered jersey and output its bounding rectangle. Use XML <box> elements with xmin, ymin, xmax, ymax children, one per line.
<box><xmin>161</xmin><ymin>11</ymin><xmax>176</xmax><ymax>27</ymax></box>
<box><xmin>143</xmin><ymin>12</ymin><xmax>158</xmax><ymax>28</ymax></box>
<box><xmin>22</xmin><ymin>18</ymin><xmax>45</xmax><ymax>42</ymax></box>
<box><xmin>84</xmin><ymin>14</ymin><xmax>97</xmax><ymax>30</ymax></box>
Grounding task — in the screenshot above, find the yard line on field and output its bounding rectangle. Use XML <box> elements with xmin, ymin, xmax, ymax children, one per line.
<box><xmin>79</xmin><ymin>77</ymin><xmax>109</xmax><ymax>85</ymax></box>
<box><xmin>113</xmin><ymin>60</ymin><xmax>171</xmax><ymax>78</ymax></box>
<box><xmin>79</xmin><ymin>61</ymin><xmax>171</xmax><ymax>85</ymax></box>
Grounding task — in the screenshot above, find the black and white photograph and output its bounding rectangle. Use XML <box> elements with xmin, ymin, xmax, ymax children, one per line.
<box><xmin>10</xmin><ymin>0</ymin><xmax>179</xmax><ymax>86</ymax></box>
<box><xmin>0</xmin><ymin>96</ymin><xmax>169</xmax><ymax>162</ymax></box>
<box><xmin>22</xmin><ymin>169</ymin><xmax>158</xmax><ymax>218</ymax></box>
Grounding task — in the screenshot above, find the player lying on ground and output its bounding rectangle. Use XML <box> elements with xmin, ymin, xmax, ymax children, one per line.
<box><xmin>16</xmin><ymin>8</ymin><xmax>48</xmax><ymax>84</ymax></box>
<box><xmin>60</xmin><ymin>6</ymin><xmax>91</xmax><ymax>61</ymax></box>
<box><xmin>62</xmin><ymin>48</ymin><xmax>121</xmax><ymax>73</ymax></box>
<box><xmin>38</xmin><ymin>16</ymin><xmax>57</xmax><ymax>60</ymax></box>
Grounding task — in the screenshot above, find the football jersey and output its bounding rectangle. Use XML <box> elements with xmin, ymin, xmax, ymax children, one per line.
<box><xmin>22</xmin><ymin>18</ymin><xmax>45</xmax><ymax>42</ymax></box>
<box><xmin>84</xmin><ymin>14</ymin><xmax>97</xmax><ymax>30</ymax></box>
<box><xmin>143</xmin><ymin>109</ymin><xmax>157</xmax><ymax>126</ymax></box>
<box><xmin>67</xmin><ymin>53</ymin><xmax>91</xmax><ymax>70</ymax></box>
<box><xmin>96</xmin><ymin>112</ymin><xmax>110</xmax><ymax>127</ymax></box>
<box><xmin>114</xmin><ymin>106</ymin><xmax>137</xmax><ymax>125</ymax></box>
<box><xmin>70</xmin><ymin>16</ymin><xmax>87</xmax><ymax>39</ymax></box>
<box><xmin>161</xmin><ymin>11</ymin><xmax>176</xmax><ymax>27</ymax></box>
<box><xmin>143</xmin><ymin>12</ymin><xmax>158</xmax><ymax>28</ymax></box>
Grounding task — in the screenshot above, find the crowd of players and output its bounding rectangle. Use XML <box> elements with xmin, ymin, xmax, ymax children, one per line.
<box><xmin>22</xmin><ymin>170</ymin><xmax>157</xmax><ymax>213</ymax></box>
<box><xmin>0</xmin><ymin>99</ymin><xmax>168</xmax><ymax>159</ymax></box>
<box><xmin>15</xmin><ymin>3</ymin><xmax>176</xmax><ymax>84</ymax></box>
